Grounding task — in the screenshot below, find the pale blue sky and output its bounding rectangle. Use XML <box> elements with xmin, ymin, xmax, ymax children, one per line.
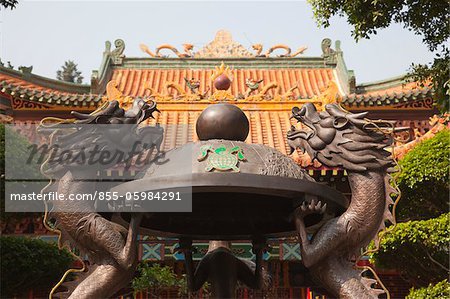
<box><xmin>0</xmin><ymin>1</ymin><xmax>435</xmax><ymax>85</ymax></box>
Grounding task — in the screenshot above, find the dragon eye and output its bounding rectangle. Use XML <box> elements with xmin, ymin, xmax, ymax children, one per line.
<box><xmin>333</xmin><ymin>117</ymin><xmax>348</xmax><ymax>129</ymax></box>
<box><xmin>298</xmin><ymin>106</ymin><xmax>306</xmax><ymax>116</ymax></box>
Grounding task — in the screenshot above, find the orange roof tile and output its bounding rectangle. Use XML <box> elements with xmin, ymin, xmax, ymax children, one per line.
<box><xmin>111</xmin><ymin>68</ymin><xmax>335</xmax><ymax>99</ymax></box>
<box><xmin>0</xmin><ymin>70</ymin><xmax>89</xmax><ymax>95</ymax></box>
<box><xmin>0</xmin><ymin>74</ymin><xmax>57</xmax><ymax>94</ymax></box>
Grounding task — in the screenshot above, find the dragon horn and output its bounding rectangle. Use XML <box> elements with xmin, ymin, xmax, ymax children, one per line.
<box><xmin>348</xmin><ymin>111</ymin><xmax>368</xmax><ymax>119</ymax></box>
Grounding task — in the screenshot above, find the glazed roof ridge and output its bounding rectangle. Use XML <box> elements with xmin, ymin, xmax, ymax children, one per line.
<box><xmin>355</xmin><ymin>74</ymin><xmax>407</xmax><ymax>90</ymax></box>
<box><xmin>0</xmin><ymin>80</ymin><xmax>103</xmax><ymax>107</ymax></box>
<box><xmin>343</xmin><ymin>74</ymin><xmax>433</xmax><ymax>107</ymax></box>
<box><xmin>0</xmin><ymin>65</ymin><xmax>90</xmax><ymax>94</ymax></box>
<box><xmin>91</xmin><ymin>32</ymin><xmax>350</xmax><ymax>93</ymax></box>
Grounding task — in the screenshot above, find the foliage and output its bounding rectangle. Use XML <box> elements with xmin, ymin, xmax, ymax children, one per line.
<box><xmin>132</xmin><ymin>263</ymin><xmax>183</xmax><ymax>297</ymax></box>
<box><xmin>2</xmin><ymin>124</ymin><xmax>43</xmax><ymax>181</ymax></box>
<box><xmin>369</xmin><ymin>128</ymin><xmax>450</xmax><ymax>292</ymax></box>
<box><xmin>369</xmin><ymin>213</ymin><xmax>449</xmax><ymax>286</ymax></box>
<box><xmin>408</xmin><ymin>50</ymin><xmax>450</xmax><ymax>112</ymax></box>
<box><xmin>132</xmin><ymin>262</ymin><xmax>209</xmax><ymax>298</ymax></box>
<box><xmin>0</xmin><ymin>124</ymin><xmax>44</xmax><ymax>221</ymax></box>
<box><xmin>307</xmin><ymin>0</ymin><xmax>450</xmax><ymax>111</ymax></box>
<box><xmin>396</xmin><ymin>129</ymin><xmax>449</xmax><ymax>221</ymax></box>
<box><xmin>177</xmin><ymin>273</ymin><xmax>210</xmax><ymax>298</ymax></box>
<box><xmin>406</xmin><ymin>280</ymin><xmax>450</xmax><ymax>299</ymax></box>
<box><xmin>0</xmin><ymin>0</ymin><xmax>18</xmax><ymax>10</ymax></box>
<box><xmin>0</xmin><ymin>236</ymin><xmax>73</xmax><ymax>298</ymax></box>
<box><xmin>56</xmin><ymin>60</ymin><xmax>84</xmax><ymax>84</ymax></box>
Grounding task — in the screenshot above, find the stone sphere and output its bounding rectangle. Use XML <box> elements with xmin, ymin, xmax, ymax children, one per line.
<box><xmin>196</xmin><ymin>103</ymin><xmax>249</xmax><ymax>141</ymax></box>
<box><xmin>214</xmin><ymin>74</ymin><xmax>231</xmax><ymax>90</ymax></box>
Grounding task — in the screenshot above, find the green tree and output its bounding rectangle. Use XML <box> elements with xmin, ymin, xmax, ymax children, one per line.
<box><xmin>368</xmin><ymin>130</ymin><xmax>450</xmax><ymax>296</ymax></box>
<box><xmin>308</xmin><ymin>0</ymin><xmax>450</xmax><ymax>111</ymax></box>
<box><xmin>396</xmin><ymin>129</ymin><xmax>450</xmax><ymax>221</ymax></box>
<box><xmin>132</xmin><ymin>262</ymin><xmax>209</xmax><ymax>298</ymax></box>
<box><xmin>132</xmin><ymin>262</ymin><xmax>183</xmax><ymax>298</ymax></box>
<box><xmin>0</xmin><ymin>236</ymin><xmax>74</xmax><ymax>298</ymax></box>
<box><xmin>0</xmin><ymin>124</ymin><xmax>44</xmax><ymax>221</ymax></box>
<box><xmin>369</xmin><ymin>213</ymin><xmax>449</xmax><ymax>286</ymax></box>
<box><xmin>56</xmin><ymin>60</ymin><xmax>84</xmax><ymax>84</ymax></box>
<box><xmin>406</xmin><ymin>280</ymin><xmax>450</xmax><ymax>299</ymax></box>
<box><xmin>0</xmin><ymin>0</ymin><xmax>18</xmax><ymax>10</ymax></box>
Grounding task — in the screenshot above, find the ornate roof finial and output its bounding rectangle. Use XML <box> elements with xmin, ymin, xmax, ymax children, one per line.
<box><xmin>212</xmin><ymin>62</ymin><xmax>231</xmax><ymax>81</ymax></box>
<box><xmin>212</xmin><ymin>62</ymin><xmax>233</xmax><ymax>91</ymax></box>
<box><xmin>111</xmin><ymin>39</ymin><xmax>125</xmax><ymax>64</ymax></box>
<box><xmin>313</xmin><ymin>80</ymin><xmax>342</xmax><ymax>110</ymax></box>
<box><xmin>195</xmin><ymin>30</ymin><xmax>253</xmax><ymax>58</ymax></box>
<box><xmin>105</xmin><ymin>77</ymin><xmax>133</xmax><ymax>108</ymax></box>
<box><xmin>18</xmin><ymin>65</ymin><xmax>33</xmax><ymax>74</ymax></box>
<box><xmin>321</xmin><ymin>38</ymin><xmax>337</xmax><ymax>64</ymax></box>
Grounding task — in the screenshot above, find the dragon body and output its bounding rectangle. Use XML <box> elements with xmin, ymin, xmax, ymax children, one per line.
<box><xmin>156</xmin><ymin>44</ymin><xmax>193</xmax><ymax>58</ymax></box>
<box><xmin>251</xmin><ymin>44</ymin><xmax>307</xmax><ymax>57</ymax></box>
<box><xmin>140</xmin><ymin>43</ymin><xmax>194</xmax><ymax>58</ymax></box>
<box><xmin>40</xmin><ymin>99</ymin><xmax>161</xmax><ymax>298</ymax></box>
<box><xmin>49</xmin><ymin>179</ymin><xmax>142</xmax><ymax>299</ymax></box>
<box><xmin>287</xmin><ymin>103</ymin><xmax>397</xmax><ymax>299</ymax></box>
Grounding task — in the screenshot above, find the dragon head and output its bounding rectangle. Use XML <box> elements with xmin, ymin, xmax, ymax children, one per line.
<box><xmin>39</xmin><ymin>98</ymin><xmax>162</xmax><ymax>176</ymax></box>
<box><xmin>287</xmin><ymin>103</ymin><xmax>394</xmax><ymax>172</ymax></box>
<box><xmin>70</xmin><ymin>98</ymin><xmax>159</xmax><ymax>125</ymax></box>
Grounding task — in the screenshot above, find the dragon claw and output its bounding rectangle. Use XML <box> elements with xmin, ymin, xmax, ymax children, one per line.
<box><xmin>295</xmin><ymin>199</ymin><xmax>327</xmax><ymax>218</ymax></box>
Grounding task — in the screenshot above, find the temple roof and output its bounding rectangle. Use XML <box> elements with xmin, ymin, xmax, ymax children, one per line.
<box><xmin>1</xmin><ymin>30</ymin><xmax>439</xmax><ymax>173</ymax></box>
<box><xmin>343</xmin><ymin>77</ymin><xmax>433</xmax><ymax>108</ymax></box>
<box><xmin>1</xmin><ymin>30</ymin><xmax>436</xmax><ymax>125</ymax></box>
<box><xmin>0</xmin><ymin>66</ymin><xmax>100</xmax><ymax>109</ymax></box>
<box><xmin>0</xmin><ymin>66</ymin><xmax>89</xmax><ymax>94</ymax></box>
<box><xmin>110</xmin><ymin>66</ymin><xmax>336</xmax><ymax>99</ymax></box>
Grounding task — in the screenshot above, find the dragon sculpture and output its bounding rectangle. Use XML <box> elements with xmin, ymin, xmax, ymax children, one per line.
<box><xmin>287</xmin><ymin>103</ymin><xmax>398</xmax><ymax>299</ymax></box>
<box><xmin>140</xmin><ymin>43</ymin><xmax>194</xmax><ymax>58</ymax></box>
<box><xmin>314</xmin><ymin>80</ymin><xmax>342</xmax><ymax>110</ymax></box>
<box><xmin>244</xmin><ymin>78</ymin><xmax>264</xmax><ymax>97</ymax></box>
<box><xmin>179</xmin><ymin>240</ymin><xmax>267</xmax><ymax>298</ymax></box>
<box><xmin>185</xmin><ymin>77</ymin><xmax>201</xmax><ymax>94</ymax></box>
<box><xmin>252</xmin><ymin>44</ymin><xmax>307</xmax><ymax>57</ymax></box>
<box><xmin>156</xmin><ymin>43</ymin><xmax>194</xmax><ymax>58</ymax></box>
<box><xmin>39</xmin><ymin>98</ymin><xmax>162</xmax><ymax>299</ymax></box>
<box><xmin>281</xmin><ymin>84</ymin><xmax>299</xmax><ymax>100</ymax></box>
<box><xmin>184</xmin><ymin>77</ymin><xmax>210</xmax><ymax>99</ymax></box>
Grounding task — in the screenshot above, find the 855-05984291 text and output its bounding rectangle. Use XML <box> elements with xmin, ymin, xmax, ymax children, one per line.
<box><xmin>9</xmin><ymin>191</ymin><xmax>182</xmax><ymax>202</ymax></box>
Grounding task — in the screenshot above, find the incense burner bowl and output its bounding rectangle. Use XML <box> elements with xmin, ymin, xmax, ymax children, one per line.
<box><xmin>113</xmin><ymin>139</ymin><xmax>347</xmax><ymax>239</ymax></box>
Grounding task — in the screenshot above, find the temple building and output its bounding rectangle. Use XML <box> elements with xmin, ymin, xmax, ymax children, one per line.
<box><xmin>0</xmin><ymin>30</ymin><xmax>441</xmax><ymax>298</ymax></box>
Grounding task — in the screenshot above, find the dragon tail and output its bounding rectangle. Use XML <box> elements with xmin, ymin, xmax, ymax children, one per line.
<box><xmin>52</xmin><ymin>263</ymin><xmax>128</xmax><ymax>299</ymax></box>
<box><xmin>313</xmin><ymin>256</ymin><xmax>387</xmax><ymax>299</ymax></box>
<box><xmin>51</xmin><ymin>264</ymin><xmax>95</xmax><ymax>299</ymax></box>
